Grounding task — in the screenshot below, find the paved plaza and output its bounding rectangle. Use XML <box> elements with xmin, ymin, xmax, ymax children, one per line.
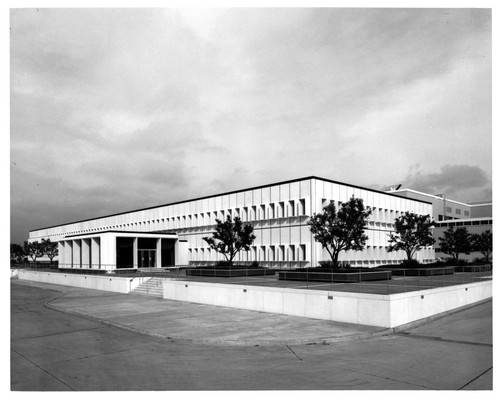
<box><xmin>11</xmin><ymin>278</ymin><xmax>492</xmax><ymax>390</ymax></box>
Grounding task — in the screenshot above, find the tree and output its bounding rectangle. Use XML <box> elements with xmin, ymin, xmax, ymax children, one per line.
<box><xmin>388</xmin><ymin>212</ymin><xmax>435</xmax><ymax>263</ymax></box>
<box><xmin>203</xmin><ymin>216</ymin><xmax>256</xmax><ymax>266</ymax></box>
<box><xmin>23</xmin><ymin>241</ymin><xmax>44</xmax><ymax>263</ymax></box>
<box><xmin>471</xmin><ymin>230</ymin><xmax>492</xmax><ymax>263</ymax></box>
<box><xmin>438</xmin><ymin>226</ymin><xmax>472</xmax><ymax>263</ymax></box>
<box><xmin>307</xmin><ymin>196</ymin><xmax>372</xmax><ymax>267</ymax></box>
<box><xmin>41</xmin><ymin>238</ymin><xmax>59</xmax><ymax>262</ymax></box>
<box><xmin>10</xmin><ymin>243</ymin><xmax>25</xmax><ymax>263</ymax></box>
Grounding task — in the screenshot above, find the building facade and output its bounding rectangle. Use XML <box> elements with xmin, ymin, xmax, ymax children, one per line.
<box><xmin>387</xmin><ymin>188</ymin><xmax>493</xmax><ymax>262</ymax></box>
<box><xmin>433</xmin><ymin>217</ymin><xmax>493</xmax><ymax>262</ymax></box>
<box><xmin>29</xmin><ymin>176</ymin><xmax>435</xmax><ymax>270</ymax></box>
<box><xmin>387</xmin><ymin>189</ymin><xmax>476</xmax><ymax>221</ymax></box>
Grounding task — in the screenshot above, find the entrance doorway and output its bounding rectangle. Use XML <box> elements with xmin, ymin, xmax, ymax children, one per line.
<box><xmin>139</xmin><ymin>249</ymin><xmax>156</xmax><ymax>268</ymax></box>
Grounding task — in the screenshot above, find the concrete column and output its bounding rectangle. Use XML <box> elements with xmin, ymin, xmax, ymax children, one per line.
<box><xmin>82</xmin><ymin>239</ymin><xmax>90</xmax><ymax>269</ymax></box>
<box><xmin>65</xmin><ymin>241</ymin><xmax>73</xmax><ymax>268</ymax></box>
<box><xmin>156</xmin><ymin>238</ymin><xmax>162</xmax><ymax>268</ymax></box>
<box><xmin>91</xmin><ymin>237</ymin><xmax>100</xmax><ymax>269</ymax></box>
<box><xmin>133</xmin><ymin>238</ymin><xmax>138</xmax><ymax>268</ymax></box>
<box><xmin>100</xmin><ymin>234</ymin><xmax>117</xmax><ymax>271</ymax></box>
<box><xmin>73</xmin><ymin>240</ymin><xmax>82</xmax><ymax>268</ymax></box>
<box><xmin>57</xmin><ymin>241</ymin><xmax>65</xmax><ymax>267</ymax></box>
<box><xmin>175</xmin><ymin>240</ymin><xmax>189</xmax><ymax>266</ymax></box>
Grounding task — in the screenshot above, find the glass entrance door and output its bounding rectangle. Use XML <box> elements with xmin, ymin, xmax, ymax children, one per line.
<box><xmin>139</xmin><ymin>250</ymin><xmax>156</xmax><ymax>268</ymax></box>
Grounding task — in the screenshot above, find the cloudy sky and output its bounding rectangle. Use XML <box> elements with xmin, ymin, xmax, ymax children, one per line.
<box><xmin>10</xmin><ymin>8</ymin><xmax>491</xmax><ymax>244</ymax></box>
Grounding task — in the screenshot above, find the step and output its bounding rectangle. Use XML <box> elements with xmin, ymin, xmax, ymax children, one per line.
<box><xmin>131</xmin><ymin>278</ymin><xmax>166</xmax><ymax>297</ymax></box>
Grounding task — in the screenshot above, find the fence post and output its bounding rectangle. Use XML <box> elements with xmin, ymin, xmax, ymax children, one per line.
<box><xmin>403</xmin><ymin>268</ymin><xmax>406</xmax><ymax>293</ymax></box>
<box><xmin>386</xmin><ymin>271</ymin><xmax>390</xmax><ymax>295</ymax></box>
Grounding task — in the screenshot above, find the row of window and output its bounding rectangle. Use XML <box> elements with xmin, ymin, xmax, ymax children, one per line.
<box><xmin>189</xmin><ymin>244</ymin><xmax>434</xmax><ymax>262</ymax></box>
<box><xmin>189</xmin><ymin>244</ymin><xmax>308</xmax><ymax>262</ymax></box>
<box><xmin>435</xmin><ymin>219</ymin><xmax>492</xmax><ymax>228</ymax></box>
<box><xmin>444</xmin><ymin>206</ymin><xmax>470</xmax><ymax>217</ymax></box>
<box><xmin>323</xmin><ymin>199</ymin><xmax>410</xmax><ymax>224</ymax></box>
<box><xmin>36</xmin><ymin>199</ymin><xmax>430</xmax><ymax>240</ymax></box>
<box><xmin>38</xmin><ymin>199</ymin><xmax>310</xmax><ymax>239</ymax></box>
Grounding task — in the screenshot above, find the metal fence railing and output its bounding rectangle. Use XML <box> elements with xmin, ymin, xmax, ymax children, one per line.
<box><xmin>12</xmin><ymin>262</ymin><xmax>492</xmax><ymax>296</ymax></box>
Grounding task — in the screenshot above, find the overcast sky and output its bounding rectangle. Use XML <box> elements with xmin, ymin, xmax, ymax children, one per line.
<box><xmin>10</xmin><ymin>8</ymin><xmax>491</xmax><ymax>244</ymax></box>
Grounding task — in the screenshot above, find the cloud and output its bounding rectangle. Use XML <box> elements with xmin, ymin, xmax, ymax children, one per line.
<box><xmin>10</xmin><ymin>8</ymin><xmax>491</xmax><ymax>244</ymax></box>
<box><xmin>400</xmin><ymin>164</ymin><xmax>491</xmax><ymax>203</ymax></box>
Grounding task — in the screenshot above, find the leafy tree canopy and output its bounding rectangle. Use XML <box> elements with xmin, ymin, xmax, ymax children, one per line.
<box><xmin>471</xmin><ymin>230</ymin><xmax>492</xmax><ymax>263</ymax></box>
<box><xmin>203</xmin><ymin>216</ymin><xmax>256</xmax><ymax>266</ymax></box>
<box><xmin>387</xmin><ymin>212</ymin><xmax>435</xmax><ymax>262</ymax></box>
<box><xmin>23</xmin><ymin>241</ymin><xmax>45</xmax><ymax>263</ymax></box>
<box><xmin>10</xmin><ymin>243</ymin><xmax>25</xmax><ymax>263</ymax></box>
<box><xmin>307</xmin><ymin>196</ymin><xmax>371</xmax><ymax>266</ymax></box>
<box><xmin>41</xmin><ymin>238</ymin><xmax>59</xmax><ymax>262</ymax></box>
<box><xmin>438</xmin><ymin>226</ymin><xmax>472</xmax><ymax>263</ymax></box>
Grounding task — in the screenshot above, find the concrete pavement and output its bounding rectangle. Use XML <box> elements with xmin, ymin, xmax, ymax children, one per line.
<box><xmin>36</xmin><ymin>280</ymin><xmax>389</xmax><ymax>345</ymax></box>
<box><xmin>11</xmin><ymin>279</ymin><xmax>492</xmax><ymax>390</ymax></box>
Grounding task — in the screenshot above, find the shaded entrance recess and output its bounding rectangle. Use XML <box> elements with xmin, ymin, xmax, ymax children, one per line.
<box><xmin>116</xmin><ymin>237</ymin><xmax>176</xmax><ymax>268</ymax></box>
<box><xmin>116</xmin><ymin>237</ymin><xmax>134</xmax><ymax>268</ymax></box>
<box><xmin>138</xmin><ymin>238</ymin><xmax>156</xmax><ymax>268</ymax></box>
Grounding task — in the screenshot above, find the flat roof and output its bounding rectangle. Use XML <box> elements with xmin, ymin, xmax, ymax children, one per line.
<box><xmin>63</xmin><ymin>230</ymin><xmax>179</xmax><ymax>239</ymax></box>
<box><xmin>388</xmin><ymin>188</ymin><xmax>472</xmax><ymax>207</ymax></box>
<box><xmin>31</xmin><ymin>175</ymin><xmax>432</xmax><ymax>232</ymax></box>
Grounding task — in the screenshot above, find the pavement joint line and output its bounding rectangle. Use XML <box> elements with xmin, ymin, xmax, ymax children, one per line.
<box><xmin>458</xmin><ymin>366</ymin><xmax>493</xmax><ymax>390</ymax></box>
<box><xmin>285</xmin><ymin>344</ymin><xmax>303</xmax><ymax>360</ymax></box>
<box><xmin>11</xmin><ymin>347</ymin><xmax>76</xmax><ymax>391</ymax></box>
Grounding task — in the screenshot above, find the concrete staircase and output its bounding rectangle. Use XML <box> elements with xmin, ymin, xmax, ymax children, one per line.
<box><xmin>131</xmin><ymin>277</ymin><xmax>165</xmax><ymax>298</ymax></box>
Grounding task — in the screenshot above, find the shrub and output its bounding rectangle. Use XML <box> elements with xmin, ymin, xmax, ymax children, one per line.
<box><xmin>215</xmin><ymin>260</ymin><xmax>231</xmax><ymax>266</ymax></box>
<box><xmin>401</xmin><ymin>259</ymin><xmax>420</xmax><ymax>268</ymax></box>
<box><xmin>250</xmin><ymin>261</ymin><xmax>260</xmax><ymax>269</ymax></box>
<box><xmin>318</xmin><ymin>260</ymin><xmax>351</xmax><ymax>269</ymax></box>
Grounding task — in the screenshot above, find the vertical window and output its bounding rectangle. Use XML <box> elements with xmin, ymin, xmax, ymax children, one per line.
<box><xmin>261</xmin><ymin>246</ymin><xmax>266</xmax><ymax>261</ymax></box>
<box><xmin>300</xmin><ymin>244</ymin><xmax>306</xmax><ymax>261</ymax></box>
<box><xmin>252</xmin><ymin>205</ymin><xmax>257</xmax><ymax>220</ymax></box>
<box><xmin>299</xmin><ymin>199</ymin><xmax>306</xmax><ymax>215</ymax></box>
<box><xmin>269</xmin><ymin>204</ymin><xmax>275</xmax><ymax>219</ymax></box>
<box><xmin>289</xmin><ymin>245</ymin><xmax>296</xmax><ymax>261</ymax></box>
<box><xmin>269</xmin><ymin>245</ymin><xmax>275</xmax><ymax>261</ymax></box>
<box><xmin>279</xmin><ymin>202</ymin><xmax>285</xmax><ymax>218</ymax></box>
<box><xmin>289</xmin><ymin>200</ymin><xmax>295</xmax><ymax>217</ymax></box>
<box><xmin>243</xmin><ymin>207</ymin><xmax>248</xmax><ymax>220</ymax></box>
<box><xmin>279</xmin><ymin>245</ymin><xmax>285</xmax><ymax>261</ymax></box>
<box><xmin>260</xmin><ymin>204</ymin><xmax>266</xmax><ymax>220</ymax></box>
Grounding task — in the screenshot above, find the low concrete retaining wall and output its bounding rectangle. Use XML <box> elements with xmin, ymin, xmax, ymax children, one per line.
<box><xmin>162</xmin><ymin>279</ymin><xmax>492</xmax><ymax>328</ymax></box>
<box><xmin>18</xmin><ymin>270</ymin><xmax>149</xmax><ymax>294</ymax></box>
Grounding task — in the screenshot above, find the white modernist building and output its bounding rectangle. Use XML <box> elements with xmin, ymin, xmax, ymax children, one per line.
<box><xmin>29</xmin><ymin>176</ymin><xmax>435</xmax><ymax>270</ymax></box>
<box><xmin>386</xmin><ymin>188</ymin><xmax>493</xmax><ymax>221</ymax></box>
